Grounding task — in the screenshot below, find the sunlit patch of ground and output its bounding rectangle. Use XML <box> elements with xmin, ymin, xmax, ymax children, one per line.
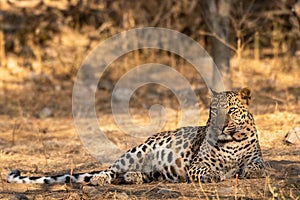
<box><xmin>0</xmin><ymin>106</ymin><xmax>299</xmax><ymax>199</ymax></box>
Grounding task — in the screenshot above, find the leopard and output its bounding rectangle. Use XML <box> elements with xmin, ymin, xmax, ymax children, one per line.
<box><xmin>7</xmin><ymin>88</ymin><xmax>266</xmax><ymax>185</ymax></box>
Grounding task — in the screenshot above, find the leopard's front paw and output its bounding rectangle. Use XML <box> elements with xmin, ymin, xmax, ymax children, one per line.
<box><xmin>198</xmin><ymin>173</ymin><xmax>223</xmax><ymax>183</ymax></box>
<box><xmin>240</xmin><ymin>158</ymin><xmax>267</xmax><ymax>179</ymax></box>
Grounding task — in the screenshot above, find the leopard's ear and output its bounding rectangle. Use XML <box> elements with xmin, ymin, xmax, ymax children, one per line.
<box><xmin>210</xmin><ymin>88</ymin><xmax>219</xmax><ymax>97</ymax></box>
<box><xmin>238</xmin><ymin>88</ymin><xmax>251</xmax><ymax>106</ymax></box>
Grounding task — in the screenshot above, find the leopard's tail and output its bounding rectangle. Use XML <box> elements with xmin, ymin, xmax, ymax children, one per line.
<box><xmin>6</xmin><ymin>169</ymin><xmax>101</xmax><ymax>184</ymax></box>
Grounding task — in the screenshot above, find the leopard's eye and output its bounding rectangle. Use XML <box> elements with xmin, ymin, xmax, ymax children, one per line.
<box><xmin>228</xmin><ymin>107</ymin><xmax>236</xmax><ymax>113</ymax></box>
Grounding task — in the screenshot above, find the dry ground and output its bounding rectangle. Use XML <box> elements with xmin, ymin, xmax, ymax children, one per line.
<box><xmin>0</xmin><ymin>56</ymin><xmax>299</xmax><ymax>199</ymax></box>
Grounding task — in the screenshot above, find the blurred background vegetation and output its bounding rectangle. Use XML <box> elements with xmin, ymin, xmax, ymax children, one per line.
<box><xmin>0</xmin><ymin>0</ymin><xmax>299</xmax><ymax>117</ymax></box>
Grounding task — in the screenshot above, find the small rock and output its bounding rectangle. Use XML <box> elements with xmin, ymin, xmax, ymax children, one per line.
<box><xmin>285</xmin><ymin>127</ymin><xmax>300</xmax><ymax>144</ymax></box>
<box><xmin>37</xmin><ymin>107</ymin><xmax>53</xmax><ymax>118</ymax></box>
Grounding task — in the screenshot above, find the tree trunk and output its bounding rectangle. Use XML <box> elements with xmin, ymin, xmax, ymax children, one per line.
<box><xmin>199</xmin><ymin>0</ymin><xmax>232</xmax><ymax>89</ymax></box>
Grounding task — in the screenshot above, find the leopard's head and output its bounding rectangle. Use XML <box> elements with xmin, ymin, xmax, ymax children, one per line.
<box><xmin>207</xmin><ymin>88</ymin><xmax>252</xmax><ymax>141</ymax></box>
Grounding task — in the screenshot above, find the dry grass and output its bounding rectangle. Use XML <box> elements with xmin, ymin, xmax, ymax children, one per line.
<box><xmin>0</xmin><ymin>56</ymin><xmax>299</xmax><ymax>199</ymax></box>
<box><xmin>0</xmin><ymin>18</ymin><xmax>299</xmax><ymax>199</ymax></box>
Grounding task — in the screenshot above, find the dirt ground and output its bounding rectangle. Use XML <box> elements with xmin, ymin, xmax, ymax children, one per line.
<box><xmin>0</xmin><ymin>54</ymin><xmax>300</xmax><ymax>199</ymax></box>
